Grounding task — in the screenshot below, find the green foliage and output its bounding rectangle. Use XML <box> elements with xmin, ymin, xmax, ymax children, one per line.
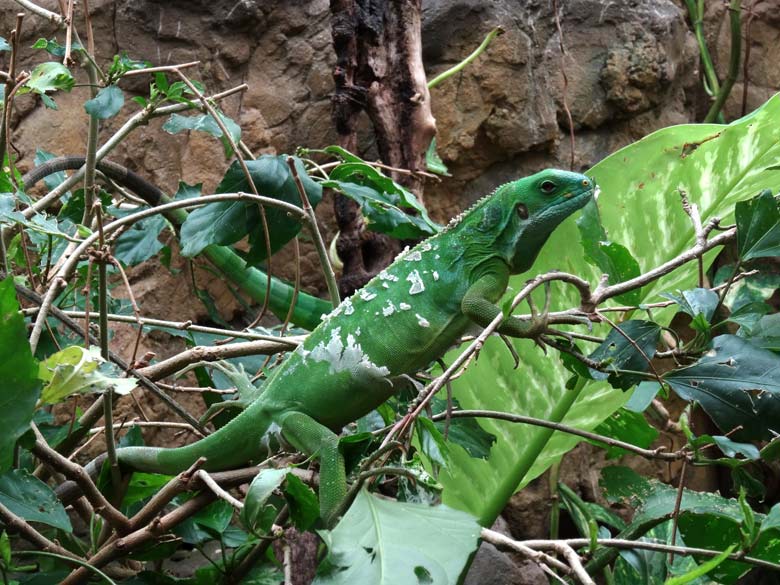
<box><xmin>440</xmin><ymin>94</ymin><xmax>780</xmax><ymax>529</ymax></box>
<box><xmin>589</xmin><ymin>320</ymin><xmax>661</xmax><ymax>389</ymax></box>
<box><xmin>38</xmin><ymin>346</ymin><xmax>137</xmax><ymax>404</ymax></box>
<box><xmin>665</xmin><ymin>335</ymin><xmax>780</xmax><ymax>441</ymax></box>
<box><xmin>84</xmin><ymin>85</ymin><xmax>125</xmax><ymax>119</ymax></box>
<box><xmin>0</xmin><ymin>469</ymin><xmax>71</xmax><ymax>532</ymax></box>
<box><xmin>735</xmin><ymin>189</ymin><xmax>780</xmax><ymax>260</ymax></box>
<box><xmin>179</xmin><ymin>156</ymin><xmax>321</xmax><ymax>264</ymax></box>
<box><xmin>577</xmin><ymin>200</ymin><xmax>641</xmax><ymax>305</ymax></box>
<box><xmin>163</xmin><ymin>111</ymin><xmax>241</xmax><ymax>157</ymax></box>
<box><xmin>0</xmin><ymin>278</ymin><xmax>40</xmax><ymax>471</ymax></box>
<box><xmin>315</xmin><ymin>490</ymin><xmax>480</xmax><ymax>585</ymax></box>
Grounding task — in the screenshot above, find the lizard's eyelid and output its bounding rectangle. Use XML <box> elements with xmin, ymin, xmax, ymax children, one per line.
<box><xmin>540</xmin><ymin>180</ymin><xmax>557</xmax><ymax>193</ymax></box>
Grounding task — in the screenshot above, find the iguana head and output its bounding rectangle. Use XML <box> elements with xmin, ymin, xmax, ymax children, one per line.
<box><xmin>470</xmin><ymin>169</ymin><xmax>596</xmax><ymax>273</ymax></box>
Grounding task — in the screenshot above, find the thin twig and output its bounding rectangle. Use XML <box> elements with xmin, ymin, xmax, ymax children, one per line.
<box><xmin>196</xmin><ymin>470</ymin><xmax>244</xmax><ymax>510</ymax></box>
<box><xmin>287</xmin><ymin>156</ymin><xmax>340</xmax><ymax>307</ymax></box>
<box><xmin>430</xmin><ymin>410</ymin><xmax>685</xmax><ymax>461</ymax></box>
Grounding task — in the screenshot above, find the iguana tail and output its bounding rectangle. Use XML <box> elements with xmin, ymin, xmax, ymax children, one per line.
<box><xmin>113</xmin><ymin>402</ymin><xmax>277</xmax><ymax>474</ymax></box>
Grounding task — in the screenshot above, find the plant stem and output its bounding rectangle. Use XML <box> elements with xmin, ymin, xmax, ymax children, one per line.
<box><xmin>703</xmin><ymin>0</ymin><xmax>742</xmax><ymax>123</ymax></box>
<box><xmin>427</xmin><ymin>27</ymin><xmax>503</xmax><ymax>89</ymax></box>
<box><xmin>478</xmin><ymin>376</ymin><xmax>587</xmax><ymax>526</ymax></box>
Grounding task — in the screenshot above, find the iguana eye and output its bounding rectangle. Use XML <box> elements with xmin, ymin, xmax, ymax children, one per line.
<box><xmin>516</xmin><ymin>203</ymin><xmax>529</xmax><ymax>219</ymax></box>
<box><xmin>540</xmin><ymin>180</ymin><xmax>557</xmax><ymax>194</ymax></box>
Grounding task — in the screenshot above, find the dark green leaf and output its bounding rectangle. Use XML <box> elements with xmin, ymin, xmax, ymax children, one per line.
<box><xmin>665</xmin><ymin>335</ymin><xmax>780</xmax><ymax>441</ymax></box>
<box><xmin>284</xmin><ymin>472</ymin><xmax>319</xmax><ymax>530</ymax></box>
<box><xmin>735</xmin><ymin>190</ymin><xmax>780</xmax><ymax>260</ymax></box>
<box><xmin>324</xmin><ymin>179</ymin><xmax>437</xmax><ymax>240</ymax></box>
<box><xmin>30</xmin><ymin>37</ymin><xmax>81</xmax><ymax>58</ymax></box>
<box><xmin>180</xmin><ymin>156</ymin><xmax>320</xmax><ymax>264</ymax></box>
<box><xmin>0</xmin><ymin>469</ymin><xmax>71</xmax><ymax>532</ymax></box>
<box><xmin>577</xmin><ymin>200</ymin><xmax>641</xmax><ymax>305</ymax></box>
<box><xmin>431</xmin><ymin>398</ymin><xmax>495</xmax><ymax>459</ymax></box>
<box><xmin>761</xmin><ymin>437</ymin><xmax>780</xmax><ymax>461</ymax></box>
<box><xmin>25</xmin><ymin>62</ymin><xmax>75</xmax><ymax>93</ymax></box>
<box><xmin>0</xmin><ymin>277</ymin><xmax>40</xmax><ymax>471</ymax></box>
<box><xmin>661</xmin><ymin>288</ymin><xmax>719</xmax><ymax>323</ymax></box>
<box><xmin>728</xmin><ymin>301</ymin><xmax>770</xmax><ymax>332</ymax></box>
<box><xmin>417</xmin><ymin>417</ymin><xmax>451</xmax><ymax>467</ymax></box>
<box><xmin>760</xmin><ymin>504</ymin><xmax>780</xmax><ymax>535</ymax></box>
<box><xmin>84</xmin><ymin>85</ymin><xmax>124</xmax><ymax>119</ymax></box>
<box><xmin>315</xmin><ymin>490</ymin><xmax>479</xmax><ymax>585</ymax></box>
<box><xmin>175</xmin><ymin>499</ymin><xmax>233</xmax><ymax>544</ymax></box>
<box><xmin>589</xmin><ymin>320</ymin><xmax>661</xmax><ymax>389</ymax></box>
<box><xmin>174</xmin><ymin>181</ymin><xmax>202</xmax><ymax>200</ymax></box>
<box><xmin>112</xmin><ymin>215</ymin><xmax>165</xmax><ymax>265</ymax></box>
<box><xmin>124</xmin><ymin>472</ymin><xmax>173</xmax><ymax>507</ymax></box>
<box><xmin>591</xmin><ymin>408</ymin><xmax>659</xmax><ymax>458</ymax></box>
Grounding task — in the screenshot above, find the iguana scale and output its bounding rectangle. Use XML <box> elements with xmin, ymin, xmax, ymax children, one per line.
<box><xmin>112</xmin><ymin>169</ymin><xmax>595</xmax><ymax>524</ymax></box>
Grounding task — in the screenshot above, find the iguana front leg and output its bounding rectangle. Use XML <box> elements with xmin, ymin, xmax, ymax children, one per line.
<box><xmin>277</xmin><ymin>411</ymin><xmax>347</xmax><ymax>526</ymax></box>
<box><xmin>461</xmin><ymin>263</ymin><xmax>546</xmax><ymax>338</ymax></box>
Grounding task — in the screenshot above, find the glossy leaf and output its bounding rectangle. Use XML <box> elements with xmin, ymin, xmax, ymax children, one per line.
<box><xmin>735</xmin><ymin>189</ymin><xmax>780</xmax><ymax>260</ymax></box>
<box><xmin>84</xmin><ymin>85</ymin><xmax>124</xmax><ymax>119</ymax></box>
<box><xmin>0</xmin><ymin>469</ymin><xmax>71</xmax><ymax>532</ymax></box>
<box><xmin>589</xmin><ymin>320</ymin><xmax>661</xmax><ymax>389</ymax></box>
<box><xmin>661</xmin><ymin>288</ymin><xmax>719</xmax><ymax>323</ymax></box>
<box><xmin>442</xmin><ymin>95</ymin><xmax>780</xmax><ymax>527</ymax></box>
<box><xmin>665</xmin><ymin>335</ymin><xmax>780</xmax><ymax>441</ymax></box>
<box><xmin>179</xmin><ymin>155</ymin><xmax>320</xmax><ymax>265</ymax></box>
<box><xmin>592</xmin><ymin>408</ymin><xmax>659</xmax><ymax>458</ymax></box>
<box><xmin>284</xmin><ymin>472</ymin><xmax>319</xmax><ymax>530</ymax></box>
<box><xmin>315</xmin><ymin>490</ymin><xmax>479</xmax><ymax>585</ymax></box>
<box><xmin>0</xmin><ymin>277</ymin><xmax>40</xmax><ymax>471</ymax></box>
<box><xmin>111</xmin><ymin>215</ymin><xmax>166</xmax><ymax>266</ymax></box>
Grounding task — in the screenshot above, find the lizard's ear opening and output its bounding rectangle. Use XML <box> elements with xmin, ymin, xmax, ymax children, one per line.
<box><xmin>516</xmin><ymin>203</ymin><xmax>529</xmax><ymax>220</ymax></box>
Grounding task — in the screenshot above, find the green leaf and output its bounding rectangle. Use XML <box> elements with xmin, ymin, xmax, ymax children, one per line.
<box><xmin>425</xmin><ymin>137</ymin><xmax>450</xmax><ymax>176</ymax></box>
<box><xmin>0</xmin><ymin>277</ymin><xmax>40</xmax><ymax>471</ymax></box>
<box><xmin>592</xmin><ymin>408</ymin><xmax>659</xmax><ymax>458</ymax></box>
<box><xmin>162</xmin><ymin>111</ymin><xmax>241</xmax><ymax>157</ymax></box>
<box><xmin>661</xmin><ymin>288</ymin><xmax>719</xmax><ymax>323</ymax></box>
<box><xmin>761</xmin><ymin>436</ymin><xmax>780</xmax><ymax>461</ymax></box>
<box><xmin>124</xmin><ymin>472</ymin><xmax>173</xmax><ymax>507</ymax></box>
<box><xmin>589</xmin><ymin>320</ymin><xmax>661</xmax><ymax>389</ymax></box>
<box><xmin>441</xmin><ymin>95</ymin><xmax>780</xmax><ymax>528</ymax></box>
<box><xmin>624</xmin><ymin>381</ymin><xmax>662</xmax><ymax>413</ymax></box>
<box><xmin>30</xmin><ymin>37</ymin><xmax>81</xmax><ymax>58</ymax></box>
<box><xmin>179</xmin><ymin>155</ymin><xmax>320</xmax><ymax>264</ymax></box>
<box><xmin>665</xmin><ymin>335</ymin><xmax>780</xmax><ymax>441</ymax></box>
<box><xmin>241</xmin><ymin>468</ymin><xmax>286</xmax><ymax>534</ymax></box>
<box><xmin>577</xmin><ymin>200</ymin><xmax>641</xmax><ymax>305</ymax></box>
<box><xmin>735</xmin><ymin>189</ymin><xmax>780</xmax><ymax>260</ymax></box>
<box><xmin>324</xmin><ymin>179</ymin><xmax>438</xmax><ymax>239</ymax></box>
<box><xmin>664</xmin><ymin>544</ymin><xmax>736</xmax><ymax>585</ymax></box>
<box><xmin>0</xmin><ymin>469</ymin><xmax>71</xmax><ymax>532</ymax></box>
<box><xmin>324</xmin><ymin>161</ymin><xmax>440</xmax><ymax>238</ymax></box>
<box><xmin>284</xmin><ymin>472</ymin><xmax>319</xmax><ymax>530</ymax></box>
<box><xmin>111</xmin><ymin>214</ymin><xmax>165</xmax><ymax>266</ymax></box>
<box><xmin>711</xmin><ymin>436</ymin><xmax>760</xmax><ymax>460</ymax></box>
<box><xmin>315</xmin><ymin>490</ymin><xmax>480</xmax><ymax>585</ymax></box>
<box><xmin>0</xmin><ymin>37</ymin><xmax>10</xmax><ymax>52</ymax></box>
<box><xmin>84</xmin><ymin>85</ymin><xmax>124</xmax><ymax>119</ymax></box>
<box><xmin>430</xmin><ymin>398</ymin><xmax>495</xmax><ymax>459</ymax></box>
<box><xmin>741</xmin><ymin>312</ymin><xmax>780</xmax><ymax>352</ymax></box>
<box><xmin>174</xmin><ymin>499</ymin><xmax>233</xmax><ymax>545</ymax></box>
<box><xmin>417</xmin><ymin>417</ymin><xmax>451</xmax><ymax>467</ymax></box>
<box><xmin>0</xmin><ymin>530</ymin><xmax>10</xmax><ymax>566</ymax></box>
<box><xmin>38</xmin><ymin>346</ymin><xmax>137</xmax><ymax>404</ymax></box>
<box><xmin>24</xmin><ymin>62</ymin><xmax>75</xmax><ymax>94</ymax></box>
<box><xmin>760</xmin><ymin>504</ymin><xmax>780</xmax><ymax>535</ymax></box>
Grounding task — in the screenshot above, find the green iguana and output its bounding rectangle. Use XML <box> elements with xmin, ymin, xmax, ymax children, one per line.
<box><xmin>104</xmin><ymin>169</ymin><xmax>596</xmax><ymax>524</ymax></box>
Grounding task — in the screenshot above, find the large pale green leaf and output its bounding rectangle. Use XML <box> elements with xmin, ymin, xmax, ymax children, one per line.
<box><xmin>315</xmin><ymin>490</ymin><xmax>479</xmax><ymax>585</ymax></box>
<box><xmin>0</xmin><ymin>277</ymin><xmax>40</xmax><ymax>471</ymax></box>
<box><xmin>440</xmin><ymin>95</ymin><xmax>780</xmax><ymax>526</ymax></box>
